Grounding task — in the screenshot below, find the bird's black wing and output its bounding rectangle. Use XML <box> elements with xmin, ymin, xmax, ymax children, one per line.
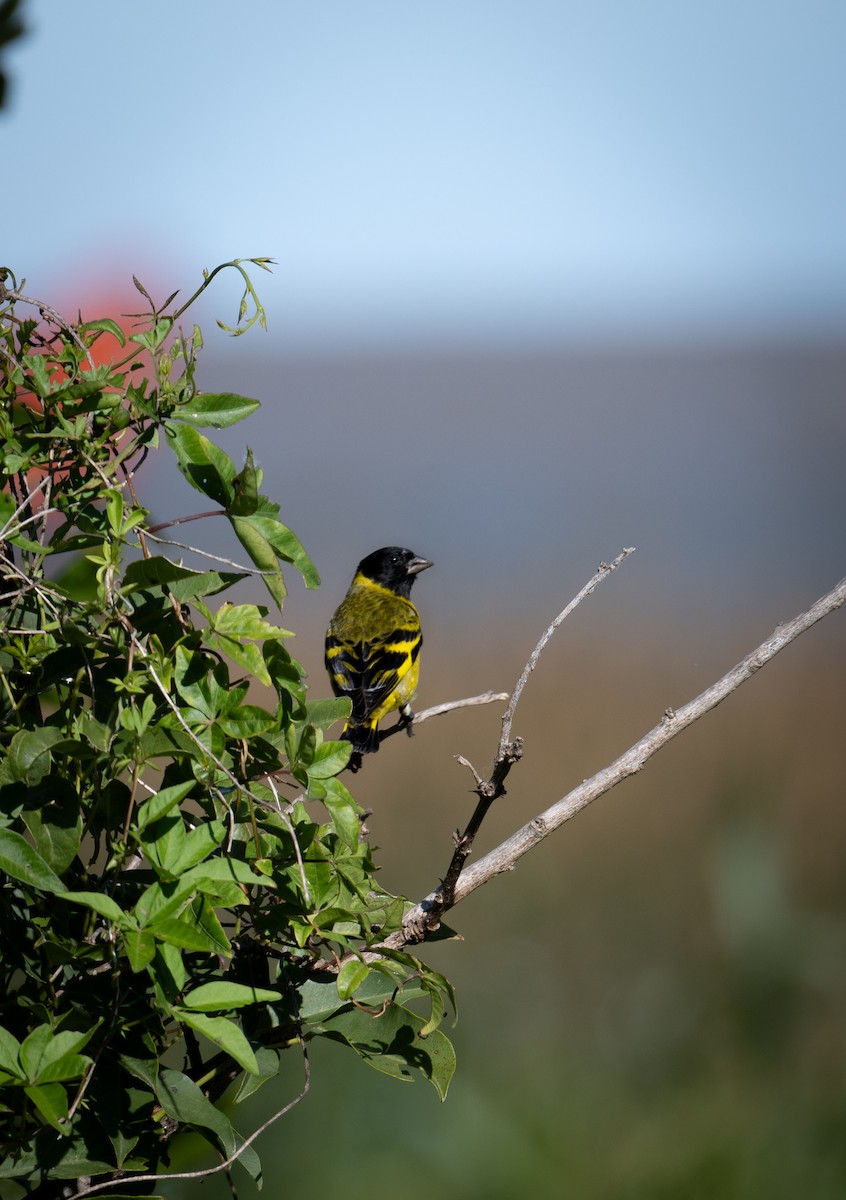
<box><xmin>325</xmin><ymin>634</ymin><xmax>411</xmax><ymax>723</ymax></box>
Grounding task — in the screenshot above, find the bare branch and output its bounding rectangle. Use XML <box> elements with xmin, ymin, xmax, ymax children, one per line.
<box><xmin>384</xmin><ymin>572</ymin><xmax>846</xmax><ymax>949</ymax></box>
<box><xmin>370</xmin><ymin>691</ymin><xmax>510</xmax><ymax>751</ymax></box>
<box><xmin>412</xmin><ymin>691</ymin><xmax>510</xmax><ymax>727</ymax></box>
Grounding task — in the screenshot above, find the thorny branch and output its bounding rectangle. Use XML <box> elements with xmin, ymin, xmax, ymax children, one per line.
<box><xmin>381</xmin><ymin>569</ymin><xmax>846</xmax><ymax>950</ymax></box>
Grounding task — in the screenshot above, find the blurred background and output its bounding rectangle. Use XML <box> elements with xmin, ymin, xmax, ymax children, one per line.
<box><xmin>4</xmin><ymin>2</ymin><xmax>846</xmax><ymax>1195</ymax></box>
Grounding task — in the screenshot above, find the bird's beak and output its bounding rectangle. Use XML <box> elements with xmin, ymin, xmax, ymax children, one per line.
<box><xmin>406</xmin><ymin>556</ymin><xmax>433</xmax><ymax>575</ymax></box>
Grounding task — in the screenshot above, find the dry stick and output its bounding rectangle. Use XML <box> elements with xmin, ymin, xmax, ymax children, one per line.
<box><xmin>363</xmin><ymin>691</ymin><xmax>512</xmax><ymax>770</ymax></box>
<box><xmin>432</xmin><ymin>548</ymin><xmax>637</xmax><ymax>915</ymax></box>
<box><xmin>381</xmin><ymin>690</ymin><xmax>510</xmax><ymax>737</ymax></box>
<box><xmin>498</xmin><ymin>547</ymin><xmax>637</xmax><ymax>755</ymax></box>
<box><xmin>146</xmin><ymin>509</ymin><xmax>226</xmax><ymax>535</ymax></box>
<box><xmin>384</xmin><ymin>572</ymin><xmax>846</xmax><ymax>948</ymax></box>
<box><xmin>68</xmin><ymin>1042</ymin><xmax>311</xmax><ymax>1200</ymax></box>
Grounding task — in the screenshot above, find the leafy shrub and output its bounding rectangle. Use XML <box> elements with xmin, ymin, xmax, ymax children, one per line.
<box><xmin>0</xmin><ymin>262</ymin><xmax>454</xmax><ymax>1196</ymax></box>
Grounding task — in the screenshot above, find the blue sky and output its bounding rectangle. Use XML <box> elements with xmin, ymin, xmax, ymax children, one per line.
<box><xmin>5</xmin><ymin>0</ymin><xmax>846</xmax><ymax>345</ymax></box>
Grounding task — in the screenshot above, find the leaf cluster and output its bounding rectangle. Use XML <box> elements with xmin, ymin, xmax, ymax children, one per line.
<box><xmin>0</xmin><ymin>265</ymin><xmax>455</xmax><ymax>1197</ymax></box>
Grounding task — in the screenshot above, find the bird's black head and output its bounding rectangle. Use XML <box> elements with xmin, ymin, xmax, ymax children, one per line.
<box><xmin>356</xmin><ymin>546</ymin><xmax>433</xmax><ymax>597</ymax></box>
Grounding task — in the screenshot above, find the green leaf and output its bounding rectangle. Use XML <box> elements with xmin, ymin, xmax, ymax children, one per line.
<box><xmin>319</xmin><ymin>1002</ymin><xmax>456</xmax><ymax>1100</ymax></box>
<box><xmin>131</xmin><ymin>317</ymin><xmax>171</xmax><ymax>353</ymax></box>
<box><xmin>141</xmin><ymin>813</ymin><xmax>185</xmax><ymax>876</ymax></box>
<box><xmin>2</xmin><ymin>727</ymin><xmax>64</xmax><ymax>785</ymax></box>
<box><xmin>173</xmin><ymin>392</ymin><xmax>261</xmax><ymax>428</ymax></box>
<box><xmin>230</xmin><ymin>514</ymin><xmax>284</xmax><ymax>607</ymax></box>
<box><xmin>168</xmin><ymin>568</ymin><xmax>245</xmax><ymax>602</ymax></box>
<box><xmin>151</xmin><ymin>942</ymin><xmax>187</xmax><ymax>1003</ymax></box>
<box><xmin>205</xmin><ymin>631</ymin><xmax>273</xmax><ymax>686</ymax></box>
<box><xmin>173</xmin><ymin>1011</ymin><xmax>260</xmax><ymax>1075</ymax></box>
<box><xmin>0</xmin><ymin>489</ymin><xmax>17</xmax><ymax>527</ymax></box>
<box><xmin>289</xmin><ymin>723</ymin><xmax>317</xmax><ymax>770</ymax></box>
<box><xmin>122</xmin><ymin>557</ymin><xmax>242</xmax><ymax>599</ymax></box>
<box><xmin>306</xmin><ymin>697</ymin><xmax>352</xmax><ymax>730</ymax></box>
<box><xmin>48</xmin><ymin>375</ymin><xmax>111</xmax><ymax>407</ymax></box>
<box><xmin>20</xmin><ymin>1025</ymin><xmax>96</xmax><ymax>1084</ymax></box>
<box><xmin>417</xmin><ymin>1027</ymin><xmax>456</xmax><ymax>1100</ymax></box>
<box><xmin>148</xmin><ymin>915</ymin><xmax>223</xmax><ymax>954</ymax></box>
<box><xmin>418</xmin><ymin>985</ymin><xmax>446</xmax><ymax>1039</ymax></box>
<box><xmin>156</xmin><ymin>1068</ymin><xmax>262</xmax><ymax>1181</ymax></box>
<box><xmin>264</xmin><ymin>642</ymin><xmax>307</xmax><ymax>709</ymax></box>
<box><xmin>80</xmin><ymin>316</ymin><xmax>127</xmax><ymax>345</ymax></box>
<box><xmin>0</xmin><ymin>829</ymin><xmax>67</xmax><ymax>894</ymax></box>
<box><xmin>164</xmin><ymin>819</ymin><xmax>227</xmax><ymax>875</ymax></box>
<box><xmin>336</xmin><ymin>958</ymin><xmax>372</xmax><ymax>1001</ymax></box>
<box><xmin>230</xmin><ymin>447</ymin><xmax>259</xmax><ymax>515</ymax></box>
<box><xmin>297</xmin><ymin>977</ymin><xmax>349</xmax><ymax>1025</ymax></box>
<box><xmin>234</xmin><ymin>1046</ymin><xmax>280</xmax><ymax>1103</ymax></box>
<box><xmin>23</xmin><ymin>351</ymin><xmax>55</xmax><ymax>398</ymax></box>
<box><xmin>24</xmin><ymin>1082</ymin><xmax>69</xmax><ymax>1133</ymax></box>
<box><xmin>322</xmin><ymin>778</ymin><xmax>364</xmax><ymax>850</ymax></box>
<box><xmin>180</xmin><ymin>982</ymin><xmax>280</xmax><ymax>1011</ymax></box>
<box><xmin>307</xmin><ymin>740</ymin><xmax>352</xmax><ymax>782</ymax></box>
<box><xmin>155</xmin><ymin>1068</ymin><xmax>237</xmax><ymax>1138</ymax></box>
<box><xmin>209</xmin><ymin>601</ymin><xmax>290</xmax><ymax>642</ymax></box>
<box><xmin>23</xmin><ymin>792</ymin><xmax>83</xmax><ymax>873</ymax></box>
<box><xmin>164</xmin><ymin>421</ymin><xmax>236</xmax><ymax>507</ymax></box>
<box><xmin>134</xmin><ymin>856</ymin><xmax>274</xmax><ymax>928</ymax></box>
<box><xmin>123</xmin><ymin>928</ymin><xmax>157</xmax><ymax>972</ymax></box>
<box><xmin>62</xmin><ymin>891</ymin><xmax>132</xmax><ymax>928</ymax></box>
<box><xmin>190</xmin><ymin>896</ymin><xmax>233</xmax><ymax>956</ymax></box>
<box><xmin>196</xmin><ymin>855</ymin><xmax>280</xmax><ymax>890</ymax></box>
<box><xmin>217</xmin><ymin>703</ymin><xmax>275</xmax><ymax>740</ymax></box>
<box><xmin>234</xmin><ymin>504</ymin><xmax>320</xmax><ymax>589</ymax></box>
<box><xmin>0</xmin><ymin>1027</ymin><xmax>23</xmax><ymax>1079</ymax></box>
<box><xmin>120</xmin><ymin>1053</ymin><xmax>159</xmax><ymax>1093</ymax></box>
<box><xmin>135</xmin><ymin>780</ymin><xmax>195</xmax><ymax>832</ymax></box>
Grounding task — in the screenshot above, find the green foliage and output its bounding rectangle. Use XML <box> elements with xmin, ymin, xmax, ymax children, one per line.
<box><xmin>0</xmin><ymin>263</ymin><xmax>455</xmax><ymax>1196</ymax></box>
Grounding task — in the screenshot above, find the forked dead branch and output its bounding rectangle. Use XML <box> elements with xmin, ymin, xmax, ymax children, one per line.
<box><xmin>378</xmin><ymin>561</ymin><xmax>846</xmax><ymax>952</ymax></box>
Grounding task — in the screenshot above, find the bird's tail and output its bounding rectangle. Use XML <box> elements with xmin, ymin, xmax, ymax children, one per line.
<box><xmin>342</xmin><ymin>721</ymin><xmax>381</xmax><ymax>754</ymax></box>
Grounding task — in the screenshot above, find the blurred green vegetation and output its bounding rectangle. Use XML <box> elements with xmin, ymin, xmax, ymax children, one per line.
<box><xmin>164</xmin><ymin>622</ymin><xmax>846</xmax><ymax>1199</ymax></box>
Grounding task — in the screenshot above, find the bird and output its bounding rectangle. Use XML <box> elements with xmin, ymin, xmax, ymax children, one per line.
<box><xmin>325</xmin><ymin>546</ymin><xmax>433</xmax><ymax>769</ymax></box>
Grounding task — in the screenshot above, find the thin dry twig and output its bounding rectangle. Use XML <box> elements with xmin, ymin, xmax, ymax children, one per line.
<box><xmin>499</xmin><ymin>546</ymin><xmax>636</xmax><ymax>753</ymax></box>
<box><xmin>142</xmin><ymin>528</ymin><xmax>280</xmax><ymax>575</ymax></box>
<box><xmin>380</xmin><ymin>690</ymin><xmax>510</xmax><ymax>737</ymax></box>
<box><xmin>413</xmin><ymin>691</ymin><xmax>511</xmax><ymax>724</ymax></box>
<box><xmin>67</xmin><ymin>1041</ymin><xmax>311</xmax><ymax>1200</ymax></box>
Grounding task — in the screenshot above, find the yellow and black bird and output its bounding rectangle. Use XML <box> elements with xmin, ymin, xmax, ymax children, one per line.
<box><xmin>325</xmin><ymin>547</ymin><xmax>432</xmax><ymax>767</ymax></box>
